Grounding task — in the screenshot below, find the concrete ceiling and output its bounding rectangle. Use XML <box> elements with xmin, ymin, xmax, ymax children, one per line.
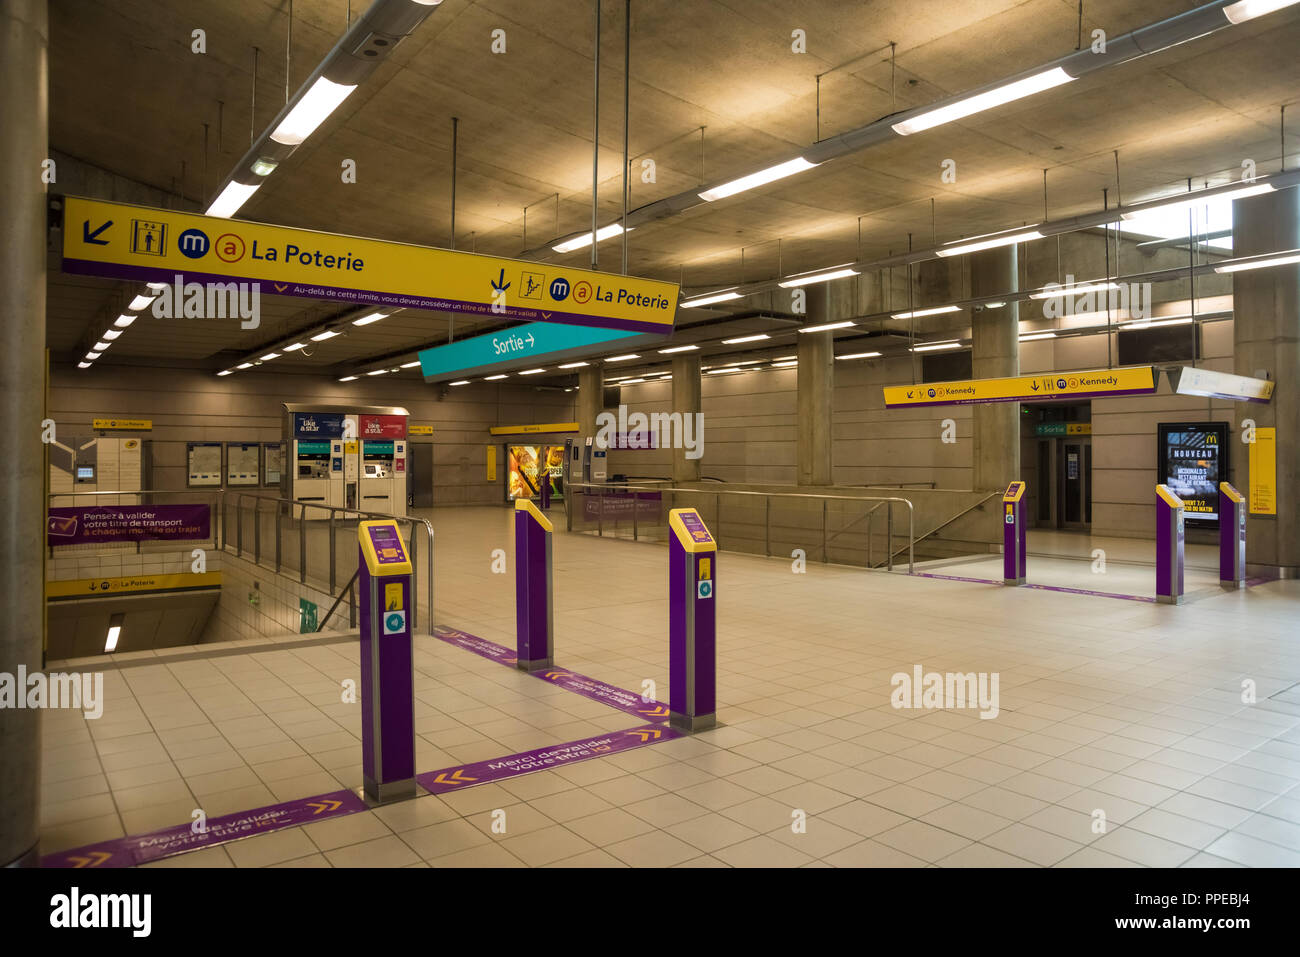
<box><xmin>46</xmin><ymin>0</ymin><xmax>1300</xmax><ymax>382</ymax></box>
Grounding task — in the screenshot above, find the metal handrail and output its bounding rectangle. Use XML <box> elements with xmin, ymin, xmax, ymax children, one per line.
<box><xmin>46</xmin><ymin>488</ymin><xmax>436</xmax><ymax>636</ymax></box>
<box><xmin>564</xmin><ymin>480</ymin><xmax>915</xmax><ymax>573</ymax></box>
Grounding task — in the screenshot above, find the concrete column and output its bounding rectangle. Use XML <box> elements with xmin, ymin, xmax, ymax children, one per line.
<box><xmin>970</xmin><ymin>246</ymin><xmax>1020</xmax><ymax>492</ymax></box>
<box><xmin>671</xmin><ymin>354</ymin><xmax>701</xmax><ymax>483</ymax></box>
<box><xmin>577</xmin><ymin>366</ymin><xmax>602</xmax><ymax>438</ymax></box>
<box><xmin>0</xmin><ymin>0</ymin><xmax>48</xmax><ymax>869</ymax></box>
<box><xmin>1232</xmin><ymin>190</ymin><xmax>1300</xmax><ymax>574</ymax></box>
<box><xmin>797</xmin><ymin>287</ymin><xmax>833</xmax><ymax>486</ymax></box>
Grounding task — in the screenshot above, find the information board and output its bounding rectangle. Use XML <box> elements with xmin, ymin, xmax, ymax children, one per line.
<box><xmin>1157</xmin><ymin>422</ymin><xmax>1228</xmax><ymax>527</ymax></box>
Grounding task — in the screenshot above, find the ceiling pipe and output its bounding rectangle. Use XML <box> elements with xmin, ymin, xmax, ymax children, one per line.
<box><xmin>521</xmin><ymin>0</ymin><xmax>1299</xmax><ymax>259</ymax></box>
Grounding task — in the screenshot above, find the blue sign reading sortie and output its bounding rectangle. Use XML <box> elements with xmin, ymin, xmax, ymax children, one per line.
<box><xmin>417</xmin><ymin>321</ymin><xmax>654</xmax><ymax>382</ymax></box>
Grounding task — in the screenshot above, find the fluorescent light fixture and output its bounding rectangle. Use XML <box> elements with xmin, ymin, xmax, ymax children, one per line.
<box><xmin>698</xmin><ymin>157</ymin><xmax>819</xmax><ymax>202</ymax></box>
<box><xmin>621</xmin><ymin>378</ymin><xmax>646</xmax><ymax>384</ymax></box>
<box><xmin>731</xmin><ymin>360</ymin><xmax>764</xmax><ymax>366</ymax></box>
<box><xmin>1030</xmin><ymin>281</ymin><xmax>1119</xmax><ymax>299</ymax></box>
<box><xmin>259</xmin><ymin>353</ymin><xmax>280</xmax><ymax>361</ymax></box>
<box><xmin>1019</xmin><ymin>332</ymin><xmax>1057</xmax><ymax>341</ymax></box>
<box><xmin>681</xmin><ymin>291</ymin><xmax>743</xmax><ymax>309</ymax></box>
<box><xmin>778</xmin><ymin>267</ymin><xmax>860</xmax><ymax>288</ymax></box>
<box><xmin>983</xmin><ymin>301</ymin><xmax>1007</xmax><ymax>308</ymax></box>
<box><xmin>127</xmin><ymin>293</ymin><xmax>156</xmax><ymax>311</ymax></box>
<box><xmin>113</xmin><ymin>314</ymin><xmax>137</xmax><ymax>328</ymax></box>
<box><xmin>236</xmin><ymin>362</ymin><xmax>253</xmax><ymax>369</ymax></box>
<box><xmin>605</xmin><ymin>354</ymin><xmax>640</xmax><ymax>362</ymax></box>
<box><xmin>892</xmin><ymin>68</ymin><xmax>1074</xmax><ymax>136</ymax></box>
<box><xmin>104</xmin><ymin>623</ymin><xmax>122</xmax><ymax>654</ymax></box>
<box><xmin>911</xmin><ymin>341</ymin><xmax>964</xmax><ymax>352</ymax></box>
<box><xmin>409</xmin><ymin>0</ymin><xmax>445</xmax><ymax>5</ymax></box>
<box><xmin>449</xmin><ymin>379</ymin><xmax>470</xmax><ymax>386</ymax></box>
<box><xmin>773</xmin><ymin>355</ymin><xmax>796</xmax><ymax>361</ymax></box>
<box><xmin>798</xmin><ymin>321</ymin><xmax>855</xmax><ymax>333</ymax></box>
<box><xmin>83</xmin><ymin>352</ymin><xmax>99</xmax><ymax>361</ymax></box>
<box><xmin>891</xmin><ymin>305</ymin><xmax>961</xmax><ymax>319</ymax></box>
<box><xmin>77</xmin><ymin>362</ymin><xmax>92</xmax><ymax>369</ymax></box>
<box><xmin>146</xmin><ymin>282</ymin><xmax>168</xmax><ymax>291</ymax></box>
<box><xmin>251</xmin><ymin>158</ymin><xmax>278</xmax><ymax>177</ymax></box>
<box><xmin>706</xmin><ymin>367</ymin><xmax>741</xmax><ymax>374</ymax></box>
<box><xmin>102</xmin><ymin>329</ymin><xmax>122</xmax><ymax>340</ymax></box>
<box><xmin>310</xmin><ymin>329</ymin><xmax>341</xmax><ymax>341</ymax></box>
<box><xmin>658</xmin><ymin>345</ymin><xmax>699</xmax><ymax>353</ymax></box>
<box><xmin>771</xmin><ymin>360</ymin><xmax>798</xmax><ymax>368</ymax></box>
<box><xmin>400</xmin><ymin>360</ymin><xmax>421</xmax><ymax>369</ymax></box>
<box><xmin>518</xmin><ymin>368</ymin><xmax>546</xmax><ymax>375</ymax></box>
<box><xmin>283</xmin><ymin>342</ymin><xmax>307</xmax><ymax>352</ymax></box>
<box><xmin>1223</xmin><ymin>0</ymin><xmax>1300</xmax><ymax>23</ymax></box>
<box><xmin>93</xmin><ymin>341</ymin><xmax>110</xmax><ymax>351</ymax></box>
<box><xmin>485</xmin><ymin>374</ymin><xmax>508</xmax><ymax>380</ymax></box>
<box><xmin>558</xmin><ymin>361</ymin><xmax>590</xmax><ymax>369</ymax></box>
<box><xmin>836</xmin><ymin>351</ymin><xmax>883</xmax><ymax>360</ymax></box>
<box><xmin>1121</xmin><ymin>183</ymin><xmax>1274</xmax><ymax>220</ymax></box>
<box><xmin>365</xmin><ymin>369</ymin><xmax>387</xmax><ymax>376</ymax></box>
<box><xmin>552</xmin><ymin>223</ymin><xmax>629</xmax><ymax>253</ymax></box>
<box><xmin>338</xmin><ymin>375</ymin><xmax>358</xmax><ymax>382</ymax></box>
<box><xmin>721</xmin><ymin>334</ymin><xmax>770</xmax><ymax>345</ymax></box>
<box><xmin>206</xmin><ymin>180</ymin><xmax>261</xmax><ymax>219</ymax></box>
<box><xmin>1215</xmin><ymin>252</ymin><xmax>1300</xmax><ymax>273</ymax></box>
<box><xmin>1126</xmin><ymin>317</ymin><xmax>1194</xmax><ymax>329</ymax></box>
<box><xmin>270</xmin><ymin>76</ymin><xmax>358</xmax><ymax>146</ymax></box>
<box><xmin>352</xmin><ymin>312</ymin><xmax>386</xmax><ymax>326</ymax></box>
<box><xmin>217</xmin><ymin>369</ymin><xmax>233</xmax><ymax>376</ymax></box>
<box><xmin>937</xmin><ymin>228</ymin><xmax>1044</xmax><ymax>257</ymax></box>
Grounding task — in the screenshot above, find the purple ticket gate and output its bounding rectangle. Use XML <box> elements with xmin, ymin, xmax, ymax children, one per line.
<box><xmin>1155</xmin><ymin>485</ymin><xmax>1185</xmax><ymax>605</ymax></box>
<box><xmin>514</xmin><ymin>499</ymin><xmax>554</xmax><ymax>672</ymax></box>
<box><xmin>358</xmin><ymin>520</ymin><xmax>417</xmax><ymax>804</ymax></box>
<box><xmin>1220</xmin><ymin>482</ymin><xmax>1247</xmax><ymax>589</ymax></box>
<box><xmin>1002</xmin><ymin>481</ymin><xmax>1027</xmax><ymax>585</ymax></box>
<box><xmin>668</xmin><ymin>508</ymin><xmax>717</xmax><ymax>732</ymax></box>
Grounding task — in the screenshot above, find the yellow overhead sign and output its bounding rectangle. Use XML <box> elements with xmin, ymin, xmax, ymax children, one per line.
<box><xmin>92</xmin><ymin>419</ymin><xmax>152</xmax><ymax>431</ymax></box>
<box><xmin>408</xmin><ymin>425</ymin><xmax>434</xmax><ymax>436</ymax></box>
<box><xmin>489</xmin><ymin>422</ymin><xmax>580</xmax><ymax>435</ymax></box>
<box><xmin>883</xmin><ymin>366</ymin><xmax>1158</xmax><ymax>407</ymax></box>
<box><xmin>62</xmin><ymin>196</ymin><xmax>680</xmax><ymax>335</ymax></box>
<box><xmin>47</xmin><ymin>572</ymin><xmax>222</xmax><ymax>599</ymax></box>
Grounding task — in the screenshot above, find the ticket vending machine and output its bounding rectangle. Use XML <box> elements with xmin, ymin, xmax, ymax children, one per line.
<box><xmin>293</xmin><ymin>440</ymin><xmax>339</xmax><ymax>508</ymax></box>
<box><xmin>358</xmin><ymin>519</ymin><xmax>416</xmax><ymax>804</ymax></box>
<box><xmin>360</xmin><ymin>440</ymin><xmax>405</xmax><ymax>514</ymax></box>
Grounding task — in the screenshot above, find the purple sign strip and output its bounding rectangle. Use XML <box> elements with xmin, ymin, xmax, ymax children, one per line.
<box><xmin>417</xmin><ymin>724</ymin><xmax>682</xmax><ymax>795</ymax></box>
<box><xmin>47</xmin><ymin>504</ymin><xmax>211</xmax><ymax>546</ymax></box>
<box><xmin>42</xmin><ymin>788</ymin><xmax>366</xmax><ymax>869</ymax></box>
<box><xmin>61</xmin><ymin>258</ymin><xmax>668</xmax><ymax>334</ymax></box>
<box><xmin>433</xmin><ymin>625</ymin><xmax>672</xmax><ymax>723</ymax></box>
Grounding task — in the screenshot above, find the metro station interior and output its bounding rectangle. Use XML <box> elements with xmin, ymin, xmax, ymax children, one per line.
<box><xmin>4</xmin><ymin>0</ymin><xmax>1300</xmax><ymax>882</ymax></box>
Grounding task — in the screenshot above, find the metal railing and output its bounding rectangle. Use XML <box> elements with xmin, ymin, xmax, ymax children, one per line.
<box><xmin>47</xmin><ymin>488</ymin><xmax>435</xmax><ymax>635</ymax></box>
<box><xmin>563</xmin><ymin>481</ymin><xmax>915</xmax><ymax>573</ymax></box>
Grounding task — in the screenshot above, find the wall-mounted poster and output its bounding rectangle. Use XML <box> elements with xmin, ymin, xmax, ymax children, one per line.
<box><xmin>187</xmin><ymin>442</ymin><xmax>223</xmax><ymax>488</ymax></box>
<box><xmin>226</xmin><ymin>443</ymin><xmax>260</xmax><ymax>486</ymax></box>
<box><xmin>1157</xmin><ymin>422</ymin><xmax>1228</xmax><ymax>528</ymax></box>
<box><xmin>263</xmin><ymin>443</ymin><xmax>284</xmax><ymax>486</ymax></box>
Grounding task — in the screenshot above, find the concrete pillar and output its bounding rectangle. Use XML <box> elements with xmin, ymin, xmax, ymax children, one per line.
<box><xmin>0</xmin><ymin>0</ymin><xmax>48</xmax><ymax>869</ymax></box>
<box><xmin>1232</xmin><ymin>190</ymin><xmax>1300</xmax><ymax>574</ymax></box>
<box><xmin>970</xmin><ymin>246</ymin><xmax>1020</xmax><ymax>492</ymax></box>
<box><xmin>797</xmin><ymin>287</ymin><xmax>834</xmax><ymax>486</ymax></box>
<box><xmin>577</xmin><ymin>366</ymin><xmax>602</xmax><ymax>439</ymax></box>
<box><xmin>671</xmin><ymin>354</ymin><xmax>701</xmax><ymax>483</ymax></box>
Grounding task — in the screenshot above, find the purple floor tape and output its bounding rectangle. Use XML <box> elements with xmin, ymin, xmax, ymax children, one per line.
<box><xmin>915</xmin><ymin>571</ymin><xmax>1155</xmax><ymax>603</ymax></box>
<box><xmin>42</xmin><ymin>788</ymin><xmax>366</xmax><ymax>869</ymax></box>
<box><xmin>433</xmin><ymin>625</ymin><xmax>672</xmax><ymax>723</ymax></box>
<box><xmin>417</xmin><ymin>723</ymin><xmax>683</xmax><ymax>795</ymax></box>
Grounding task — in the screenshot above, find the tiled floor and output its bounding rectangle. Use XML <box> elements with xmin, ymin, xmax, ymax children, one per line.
<box><xmin>41</xmin><ymin>507</ymin><xmax>1300</xmax><ymax>867</ymax></box>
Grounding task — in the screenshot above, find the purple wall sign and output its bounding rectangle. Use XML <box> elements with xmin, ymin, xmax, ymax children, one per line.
<box><xmin>47</xmin><ymin>505</ymin><xmax>211</xmax><ymax>546</ymax></box>
<box><xmin>581</xmin><ymin>491</ymin><xmax>663</xmax><ymax>523</ymax></box>
<box><xmin>42</xmin><ymin>789</ymin><xmax>366</xmax><ymax>869</ymax></box>
<box><xmin>417</xmin><ymin>724</ymin><xmax>682</xmax><ymax>794</ymax></box>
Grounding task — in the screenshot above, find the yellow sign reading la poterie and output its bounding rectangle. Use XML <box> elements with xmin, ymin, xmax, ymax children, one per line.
<box><xmin>61</xmin><ymin>196</ymin><xmax>680</xmax><ymax>335</ymax></box>
<box><xmin>883</xmin><ymin>366</ymin><xmax>1157</xmax><ymax>407</ymax></box>
<box><xmin>92</xmin><ymin>418</ymin><xmax>152</xmax><ymax>431</ymax></box>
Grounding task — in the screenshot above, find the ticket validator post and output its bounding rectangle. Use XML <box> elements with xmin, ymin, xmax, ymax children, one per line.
<box><xmin>668</xmin><ymin>508</ymin><xmax>717</xmax><ymax>732</ymax></box>
<box><xmin>1155</xmin><ymin>485</ymin><xmax>1186</xmax><ymax>605</ymax></box>
<box><xmin>1002</xmin><ymin>481</ymin><xmax>1027</xmax><ymax>586</ymax></box>
<box><xmin>1219</xmin><ymin>482</ymin><xmax>1247</xmax><ymax>589</ymax></box>
<box><xmin>514</xmin><ymin>499</ymin><xmax>555</xmax><ymax>672</ymax></box>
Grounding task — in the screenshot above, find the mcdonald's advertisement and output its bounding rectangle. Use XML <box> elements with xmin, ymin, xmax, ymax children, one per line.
<box><xmin>1157</xmin><ymin>423</ymin><xmax>1227</xmax><ymax>527</ymax></box>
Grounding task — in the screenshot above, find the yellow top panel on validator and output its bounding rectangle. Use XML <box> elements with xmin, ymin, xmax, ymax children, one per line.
<box><xmin>669</xmin><ymin>508</ymin><xmax>716</xmax><ymax>553</ymax></box>
<box><xmin>1003</xmin><ymin>481</ymin><xmax>1026</xmax><ymax>503</ymax></box>
<box><xmin>1156</xmin><ymin>485</ymin><xmax>1185</xmax><ymax>509</ymax></box>
<box><xmin>514</xmin><ymin>498</ymin><xmax>553</xmax><ymax>532</ymax></box>
<box><xmin>1220</xmin><ymin>482</ymin><xmax>1244</xmax><ymax>504</ymax></box>
<box><xmin>359</xmin><ymin>520</ymin><xmax>412</xmax><ymax>576</ymax></box>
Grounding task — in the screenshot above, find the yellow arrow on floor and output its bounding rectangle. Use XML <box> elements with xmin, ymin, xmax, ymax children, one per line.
<box><xmin>307</xmin><ymin>798</ymin><xmax>343</xmax><ymax>815</ymax></box>
<box><xmin>68</xmin><ymin>850</ymin><xmax>112</xmax><ymax>868</ymax></box>
<box><xmin>627</xmin><ymin>728</ymin><xmax>662</xmax><ymax>742</ymax></box>
<box><xmin>432</xmin><ymin>768</ymin><xmax>478</xmax><ymax>785</ymax></box>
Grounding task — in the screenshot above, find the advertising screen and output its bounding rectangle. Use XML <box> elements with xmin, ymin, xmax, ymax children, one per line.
<box><xmin>1158</xmin><ymin>422</ymin><xmax>1228</xmax><ymax>527</ymax></box>
<box><xmin>507</xmin><ymin>445</ymin><xmax>565</xmax><ymax>501</ymax></box>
